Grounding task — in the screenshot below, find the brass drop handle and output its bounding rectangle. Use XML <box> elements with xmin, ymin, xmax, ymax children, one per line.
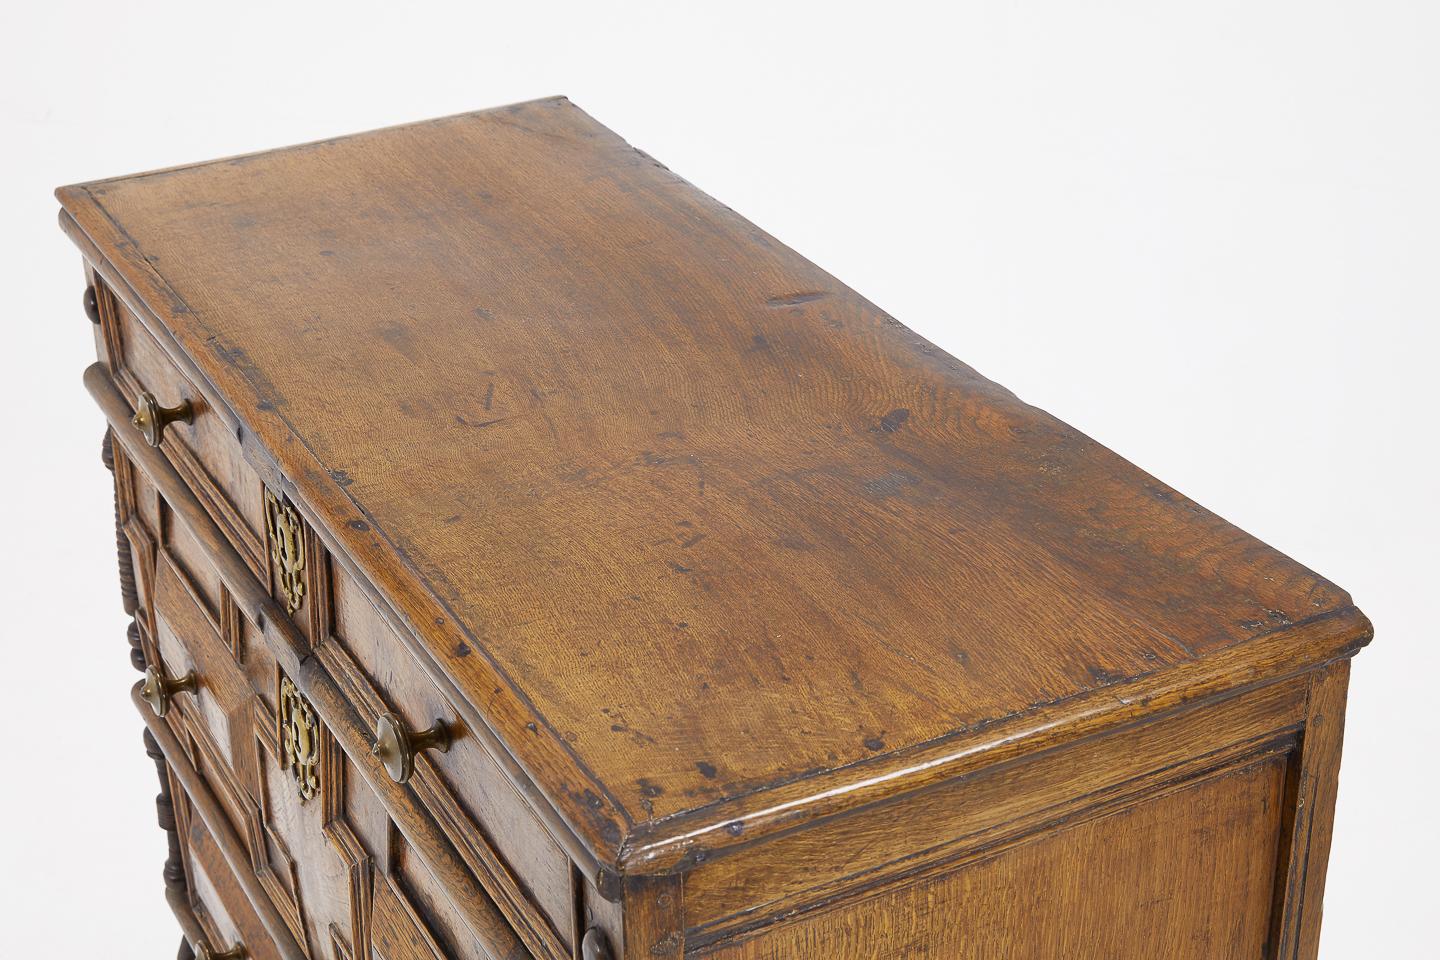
<box><xmin>195</xmin><ymin>940</ymin><xmax>246</xmax><ymax>960</ymax></box>
<box><xmin>140</xmin><ymin>663</ymin><xmax>197</xmax><ymax>718</ymax></box>
<box><xmin>582</xmin><ymin>927</ymin><xmax>614</xmax><ymax>960</ymax></box>
<box><xmin>131</xmin><ymin>390</ymin><xmax>193</xmax><ymax>447</ymax></box>
<box><xmin>372</xmin><ymin>712</ymin><xmax>450</xmax><ymax>784</ymax></box>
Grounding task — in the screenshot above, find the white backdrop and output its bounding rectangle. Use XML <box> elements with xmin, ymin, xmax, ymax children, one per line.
<box><xmin>2</xmin><ymin>2</ymin><xmax>1434</xmax><ymax>956</ymax></box>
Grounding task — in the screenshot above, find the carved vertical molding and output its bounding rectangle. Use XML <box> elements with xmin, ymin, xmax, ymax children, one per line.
<box><xmin>143</xmin><ymin>728</ymin><xmax>189</xmax><ymax>892</ymax></box>
<box><xmin>112</xmin><ymin>429</ymin><xmax>191</xmax><ymax>951</ymax></box>
<box><xmin>103</xmin><ymin>429</ymin><xmax>146</xmax><ymax>672</ymax></box>
<box><xmin>127</xmin><ymin>620</ymin><xmax>146</xmax><ymax>674</ymax></box>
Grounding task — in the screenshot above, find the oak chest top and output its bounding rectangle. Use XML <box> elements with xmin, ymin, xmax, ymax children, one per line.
<box><xmin>58</xmin><ymin>97</ymin><xmax>1370</xmax><ymax>875</ymax></box>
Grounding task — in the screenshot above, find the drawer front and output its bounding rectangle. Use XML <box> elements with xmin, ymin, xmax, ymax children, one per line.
<box><xmin>122</xmin><ymin>478</ymin><xmax>380</xmax><ymax>955</ymax></box>
<box><xmin>151</xmin><ymin>551</ymin><xmax>254</xmax><ymax>768</ymax></box>
<box><xmin>179</xmin><ymin>792</ymin><xmax>285</xmax><ymax>960</ymax></box>
<box><xmin>106</xmin><ymin>288</ymin><xmax>266</xmax><ymax>571</ymax></box>
<box><xmin>328</xmin><ymin>560</ymin><xmax>576</xmax><ymax>957</ymax></box>
<box><xmin>98</xmin><ymin>358</ymin><xmax>551</xmax><ymax>960</ymax></box>
<box><xmin>372</xmin><ymin>835</ymin><xmax>501</xmax><ymax>960</ymax></box>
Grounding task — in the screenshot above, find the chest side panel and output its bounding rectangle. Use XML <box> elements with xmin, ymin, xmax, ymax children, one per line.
<box><xmin>696</xmin><ymin>756</ymin><xmax>1288</xmax><ymax>960</ymax></box>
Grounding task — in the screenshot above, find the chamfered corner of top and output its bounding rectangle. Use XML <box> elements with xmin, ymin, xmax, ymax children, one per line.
<box><xmin>1336</xmin><ymin>603</ymin><xmax>1376</xmax><ymax>652</ymax></box>
<box><xmin>55</xmin><ymin>185</ymin><xmax>102</xmax><ymax>244</ymax></box>
<box><xmin>54</xmin><ymin>182</ymin><xmax>89</xmax><ymax>209</ymax></box>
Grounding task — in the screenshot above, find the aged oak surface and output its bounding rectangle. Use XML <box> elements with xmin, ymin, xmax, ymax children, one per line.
<box><xmin>63</xmin><ymin>98</ymin><xmax>1371</xmax><ymax>958</ymax></box>
<box><xmin>697</xmin><ymin>757</ymin><xmax>1291</xmax><ymax>959</ymax></box>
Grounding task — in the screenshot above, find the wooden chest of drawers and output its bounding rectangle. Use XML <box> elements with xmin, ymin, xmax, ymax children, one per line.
<box><xmin>61</xmin><ymin>98</ymin><xmax>1371</xmax><ymax>960</ymax></box>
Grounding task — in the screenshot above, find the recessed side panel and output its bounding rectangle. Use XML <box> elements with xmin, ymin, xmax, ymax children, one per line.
<box><xmin>696</xmin><ymin>755</ymin><xmax>1290</xmax><ymax>960</ymax></box>
<box><xmin>685</xmin><ymin>678</ymin><xmax>1306</xmax><ymax>941</ymax></box>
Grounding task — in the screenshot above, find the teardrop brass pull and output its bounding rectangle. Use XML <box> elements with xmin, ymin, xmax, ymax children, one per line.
<box><xmin>195</xmin><ymin>940</ymin><xmax>246</xmax><ymax>960</ymax></box>
<box><xmin>140</xmin><ymin>663</ymin><xmax>197</xmax><ymax>718</ymax></box>
<box><xmin>582</xmin><ymin>927</ymin><xmax>614</xmax><ymax>960</ymax></box>
<box><xmin>372</xmin><ymin>712</ymin><xmax>451</xmax><ymax>784</ymax></box>
<box><xmin>131</xmin><ymin>390</ymin><xmax>193</xmax><ymax>447</ymax></box>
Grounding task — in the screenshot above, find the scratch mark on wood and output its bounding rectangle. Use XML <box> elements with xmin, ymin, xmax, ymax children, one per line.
<box><xmin>766</xmin><ymin>291</ymin><xmax>828</xmax><ymax>306</ymax></box>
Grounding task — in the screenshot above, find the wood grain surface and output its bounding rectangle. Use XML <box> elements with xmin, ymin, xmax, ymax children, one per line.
<box><xmin>60</xmin><ymin>98</ymin><xmax>1371</xmax><ymax>878</ymax></box>
<box><xmin>697</xmin><ymin>757</ymin><xmax>1291</xmax><ymax>959</ymax></box>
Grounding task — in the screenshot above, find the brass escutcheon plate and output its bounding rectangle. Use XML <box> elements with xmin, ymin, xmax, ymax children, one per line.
<box><xmin>264</xmin><ymin>489</ymin><xmax>306</xmax><ymax>615</ymax></box>
<box><xmin>277</xmin><ymin>674</ymin><xmax>320</xmax><ymax>801</ymax></box>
